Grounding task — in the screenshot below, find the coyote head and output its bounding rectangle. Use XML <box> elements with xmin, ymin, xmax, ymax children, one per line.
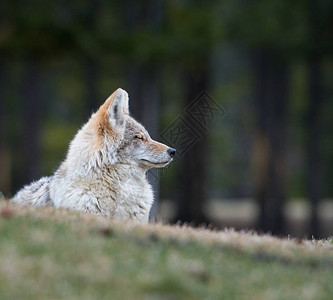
<box><xmin>87</xmin><ymin>88</ymin><xmax>176</xmax><ymax>170</ymax></box>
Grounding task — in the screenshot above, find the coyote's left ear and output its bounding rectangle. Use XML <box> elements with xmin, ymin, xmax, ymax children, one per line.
<box><xmin>107</xmin><ymin>88</ymin><xmax>129</xmax><ymax>129</ymax></box>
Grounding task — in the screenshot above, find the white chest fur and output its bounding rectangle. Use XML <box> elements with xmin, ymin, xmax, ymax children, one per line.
<box><xmin>50</xmin><ymin>163</ymin><xmax>154</xmax><ymax>223</ymax></box>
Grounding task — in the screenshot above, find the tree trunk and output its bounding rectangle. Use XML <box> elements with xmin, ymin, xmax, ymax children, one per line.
<box><xmin>19</xmin><ymin>60</ymin><xmax>43</xmax><ymax>186</ymax></box>
<box><xmin>84</xmin><ymin>55</ymin><xmax>99</xmax><ymax>115</ymax></box>
<box><xmin>174</xmin><ymin>66</ymin><xmax>210</xmax><ymax>225</ymax></box>
<box><xmin>306</xmin><ymin>59</ymin><xmax>322</xmax><ymax>238</ymax></box>
<box><xmin>84</xmin><ymin>0</ymin><xmax>101</xmax><ymax>115</ymax></box>
<box><xmin>0</xmin><ymin>60</ymin><xmax>11</xmax><ymax>197</ymax></box>
<box><xmin>305</xmin><ymin>0</ymin><xmax>323</xmax><ymax>238</ymax></box>
<box><xmin>253</xmin><ymin>51</ymin><xmax>288</xmax><ymax>235</ymax></box>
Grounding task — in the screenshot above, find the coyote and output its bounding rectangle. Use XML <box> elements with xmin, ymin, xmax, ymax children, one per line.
<box><xmin>12</xmin><ymin>88</ymin><xmax>176</xmax><ymax>223</ymax></box>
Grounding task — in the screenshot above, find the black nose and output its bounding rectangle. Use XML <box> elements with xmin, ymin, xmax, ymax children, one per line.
<box><xmin>167</xmin><ymin>148</ymin><xmax>176</xmax><ymax>158</ymax></box>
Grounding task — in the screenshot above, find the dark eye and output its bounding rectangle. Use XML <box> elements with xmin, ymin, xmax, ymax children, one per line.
<box><xmin>134</xmin><ymin>135</ymin><xmax>144</xmax><ymax>141</ymax></box>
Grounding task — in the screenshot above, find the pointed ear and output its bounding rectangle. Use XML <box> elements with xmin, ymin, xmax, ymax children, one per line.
<box><xmin>107</xmin><ymin>88</ymin><xmax>129</xmax><ymax>129</ymax></box>
<box><xmin>94</xmin><ymin>88</ymin><xmax>130</xmax><ymax>136</ymax></box>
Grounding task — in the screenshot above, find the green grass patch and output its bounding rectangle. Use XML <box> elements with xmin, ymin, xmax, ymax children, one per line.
<box><xmin>0</xmin><ymin>202</ymin><xmax>332</xmax><ymax>300</ymax></box>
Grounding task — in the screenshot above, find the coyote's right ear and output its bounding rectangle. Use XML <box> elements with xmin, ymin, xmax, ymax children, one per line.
<box><xmin>95</xmin><ymin>88</ymin><xmax>129</xmax><ymax>135</ymax></box>
<box><xmin>107</xmin><ymin>88</ymin><xmax>129</xmax><ymax>129</ymax></box>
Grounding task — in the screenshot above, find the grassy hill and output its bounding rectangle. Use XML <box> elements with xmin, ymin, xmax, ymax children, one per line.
<box><xmin>0</xmin><ymin>201</ymin><xmax>333</xmax><ymax>300</ymax></box>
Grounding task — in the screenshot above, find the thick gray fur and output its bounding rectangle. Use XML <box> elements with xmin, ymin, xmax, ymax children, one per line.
<box><xmin>12</xmin><ymin>177</ymin><xmax>52</xmax><ymax>206</ymax></box>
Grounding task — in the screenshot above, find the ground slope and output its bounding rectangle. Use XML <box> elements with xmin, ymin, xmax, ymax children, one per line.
<box><xmin>0</xmin><ymin>201</ymin><xmax>332</xmax><ymax>300</ymax></box>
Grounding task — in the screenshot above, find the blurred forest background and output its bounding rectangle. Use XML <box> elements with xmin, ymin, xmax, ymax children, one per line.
<box><xmin>0</xmin><ymin>0</ymin><xmax>332</xmax><ymax>238</ymax></box>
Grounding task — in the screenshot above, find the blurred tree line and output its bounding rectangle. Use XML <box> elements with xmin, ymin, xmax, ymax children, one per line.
<box><xmin>0</xmin><ymin>0</ymin><xmax>332</xmax><ymax>236</ymax></box>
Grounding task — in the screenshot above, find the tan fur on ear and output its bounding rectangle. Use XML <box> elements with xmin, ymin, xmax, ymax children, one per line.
<box><xmin>93</xmin><ymin>90</ymin><xmax>116</xmax><ymax>138</ymax></box>
<box><xmin>92</xmin><ymin>88</ymin><xmax>129</xmax><ymax>145</ymax></box>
